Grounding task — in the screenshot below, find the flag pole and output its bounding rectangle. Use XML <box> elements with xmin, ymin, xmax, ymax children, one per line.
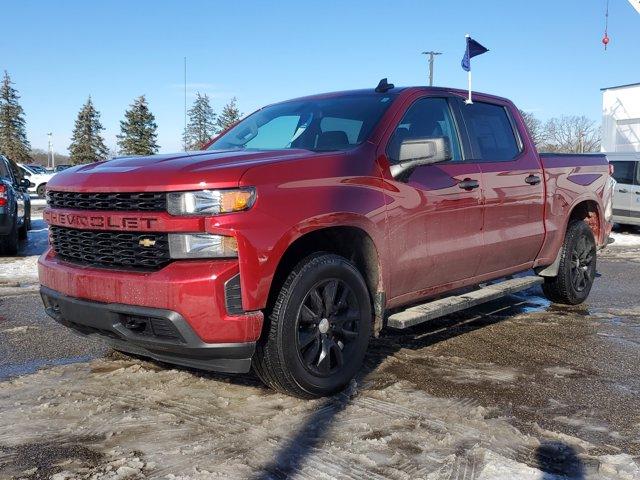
<box><xmin>465</xmin><ymin>34</ymin><xmax>473</xmax><ymax>104</ymax></box>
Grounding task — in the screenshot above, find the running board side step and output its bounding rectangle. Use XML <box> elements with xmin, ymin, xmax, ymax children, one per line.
<box><xmin>387</xmin><ymin>276</ymin><xmax>544</xmax><ymax>329</ymax></box>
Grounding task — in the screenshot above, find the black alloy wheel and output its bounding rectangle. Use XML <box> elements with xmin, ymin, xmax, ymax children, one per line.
<box><xmin>542</xmin><ymin>220</ymin><xmax>597</xmax><ymax>305</ymax></box>
<box><xmin>252</xmin><ymin>253</ymin><xmax>372</xmax><ymax>398</ymax></box>
<box><xmin>570</xmin><ymin>234</ymin><xmax>595</xmax><ymax>292</ymax></box>
<box><xmin>296</xmin><ymin>279</ymin><xmax>360</xmax><ymax>377</ymax></box>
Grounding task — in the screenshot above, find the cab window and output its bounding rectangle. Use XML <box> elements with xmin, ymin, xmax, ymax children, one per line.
<box><xmin>463</xmin><ymin>102</ymin><xmax>521</xmax><ymax>161</ymax></box>
<box><xmin>387</xmin><ymin>97</ymin><xmax>462</xmax><ymax>164</ymax></box>
<box><xmin>611</xmin><ymin>161</ymin><xmax>636</xmax><ymax>185</ymax></box>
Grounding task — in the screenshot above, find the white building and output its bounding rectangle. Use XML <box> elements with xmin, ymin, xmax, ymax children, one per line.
<box><xmin>601</xmin><ymin>82</ymin><xmax>640</xmax><ymax>153</ymax></box>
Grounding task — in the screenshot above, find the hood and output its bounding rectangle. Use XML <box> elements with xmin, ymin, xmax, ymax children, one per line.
<box><xmin>46</xmin><ymin>149</ymin><xmax>320</xmax><ymax>192</ymax></box>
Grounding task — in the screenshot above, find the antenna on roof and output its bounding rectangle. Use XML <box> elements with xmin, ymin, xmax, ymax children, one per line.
<box><xmin>375</xmin><ymin>78</ymin><xmax>394</xmax><ymax>93</ymax></box>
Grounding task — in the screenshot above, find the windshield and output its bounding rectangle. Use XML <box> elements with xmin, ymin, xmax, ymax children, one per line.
<box><xmin>208</xmin><ymin>93</ymin><xmax>397</xmax><ymax>152</ymax></box>
<box><xmin>29</xmin><ymin>165</ymin><xmax>47</xmax><ymax>174</ymax></box>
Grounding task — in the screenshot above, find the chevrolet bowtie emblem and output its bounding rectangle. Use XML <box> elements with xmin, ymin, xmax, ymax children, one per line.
<box><xmin>139</xmin><ymin>238</ymin><xmax>157</xmax><ymax>247</ymax></box>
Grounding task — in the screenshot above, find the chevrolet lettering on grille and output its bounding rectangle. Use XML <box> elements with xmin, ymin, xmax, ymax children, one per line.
<box><xmin>44</xmin><ymin>211</ymin><xmax>159</xmax><ymax>231</ymax></box>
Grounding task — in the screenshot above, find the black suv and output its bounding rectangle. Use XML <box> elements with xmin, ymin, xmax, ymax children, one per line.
<box><xmin>0</xmin><ymin>155</ymin><xmax>31</xmax><ymax>254</ymax></box>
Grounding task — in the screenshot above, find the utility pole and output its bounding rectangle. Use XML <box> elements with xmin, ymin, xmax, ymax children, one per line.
<box><xmin>184</xmin><ymin>57</ymin><xmax>187</xmax><ymax>152</ymax></box>
<box><xmin>47</xmin><ymin>132</ymin><xmax>55</xmax><ymax>168</ymax></box>
<box><xmin>422</xmin><ymin>51</ymin><xmax>442</xmax><ymax>86</ymax></box>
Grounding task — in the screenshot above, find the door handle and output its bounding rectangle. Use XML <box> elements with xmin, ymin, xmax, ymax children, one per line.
<box><xmin>525</xmin><ymin>174</ymin><xmax>542</xmax><ymax>185</ymax></box>
<box><xmin>618</xmin><ymin>189</ymin><xmax>628</xmax><ymax>193</ymax></box>
<box><xmin>458</xmin><ymin>179</ymin><xmax>480</xmax><ymax>190</ymax></box>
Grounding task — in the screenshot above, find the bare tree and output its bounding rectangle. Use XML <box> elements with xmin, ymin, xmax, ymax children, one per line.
<box><xmin>519</xmin><ymin>110</ymin><xmax>546</xmax><ymax>148</ymax></box>
<box><xmin>542</xmin><ymin>115</ymin><xmax>601</xmax><ymax>153</ymax></box>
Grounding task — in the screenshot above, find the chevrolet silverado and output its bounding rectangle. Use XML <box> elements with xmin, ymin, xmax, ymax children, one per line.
<box><xmin>39</xmin><ymin>83</ymin><xmax>614</xmax><ymax>397</ymax></box>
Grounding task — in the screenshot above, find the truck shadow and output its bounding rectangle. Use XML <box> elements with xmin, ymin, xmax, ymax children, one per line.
<box><xmin>249</xmin><ymin>289</ymin><xmax>564</xmax><ymax>479</ymax></box>
<box><xmin>535</xmin><ymin>441</ymin><xmax>586</xmax><ymax>479</ymax></box>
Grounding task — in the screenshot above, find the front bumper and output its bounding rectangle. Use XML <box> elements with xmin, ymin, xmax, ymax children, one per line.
<box><xmin>0</xmin><ymin>212</ymin><xmax>12</xmax><ymax>235</ymax></box>
<box><xmin>39</xmin><ymin>249</ymin><xmax>263</xmax><ymax>343</ymax></box>
<box><xmin>41</xmin><ymin>286</ymin><xmax>256</xmax><ymax>373</ymax></box>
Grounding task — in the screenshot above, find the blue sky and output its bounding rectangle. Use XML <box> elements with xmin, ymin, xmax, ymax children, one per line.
<box><xmin>2</xmin><ymin>0</ymin><xmax>639</xmax><ymax>154</ymax></box>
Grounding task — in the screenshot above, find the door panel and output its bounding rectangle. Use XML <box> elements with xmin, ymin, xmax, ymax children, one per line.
<box><xmin>610</xmin><ymin>160</ymin><xmax>635</xmax><ymax>222</ymax></box>
<box><xmin>631</xmin><ymin>162</ymin><xmax>640</xmax><ymax>222</ymax></box>
<box><xmin>459</xmin><ymin>100</ymin><xmax>545</xmax><ymax>273</ymax></box>
<box><xmin>479</xmin><ymin>157</ymin><xmax>545</xmax><ymax>271</ymax></box>
<box><xmin>381</xmin><ymin>96</ymin><xmax>484</xmax><ymax>300</ymax></box>
<box><xmin>385</xmin><ymin>163</ymin><xmax>483</xmax><ymax>298</ymax></box>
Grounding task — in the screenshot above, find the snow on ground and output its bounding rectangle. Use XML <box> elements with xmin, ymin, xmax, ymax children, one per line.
<box><xmin>29</xmin><ymin>197</ymin><xmax>47</xmax><ymax>207</ymax></box>
<box><xmin>610</xmin><ymin>231</ymin><xmax>640</xmax><ymax>247</ymax></box>
<box><xmin>602</xmin><ymin>230</ymin><xmax>640</xmax><ymax>263</ymax></box>
<box><xmin>0</xmin><ymin>256</ymin><xmax>38</xmax><ymax>283</ymax></box>
<box><xmin>0</xmin><ymin>358</ymin><xmax>637</xmax><ymax>479</ymax></box>
<box><xmin>0</xmin><ymin>219</ymin><xmax>48</xmax><ymax>286</ymax></box>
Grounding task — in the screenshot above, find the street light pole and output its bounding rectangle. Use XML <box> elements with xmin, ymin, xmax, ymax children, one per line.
<box><xmin>422</xmin><ymin>51</ymin><xmax>442</xmax><ymax>86</ymax></box>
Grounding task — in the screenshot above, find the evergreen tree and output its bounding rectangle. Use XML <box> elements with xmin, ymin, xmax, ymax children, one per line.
<box><xmin>0</xmin><ymin>71</ymin><xmax>31</xmax><ymax>171</ymax></box>
<box><xmin>68</xmin><ymin>96</ymin><xmax>109</xmax><ymax>164</ymax></box>
<box><xmin>216</xmin><ymin>97</ymin><xmax>241</xmax><ymax>133</ymax></box>
<box><xmin>117</xmin><ymin>95</ymin><xmax>159</xmax><ymax>155</ymax></box>
<box><xmin>184</xmin><ymin>92</ymin><xmax>216</xmax><ymax>150</ymax></box>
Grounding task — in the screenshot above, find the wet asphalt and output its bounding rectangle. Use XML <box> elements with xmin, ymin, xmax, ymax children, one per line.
<box><xmin>365</xmin><ymin>252</ymin><xmax>640</xmax><ymax>456</ymax></box>
<box><xmin>0</xmin><ymin>224</ymin><xmax>639</xmax><ymax>469</ymax></box>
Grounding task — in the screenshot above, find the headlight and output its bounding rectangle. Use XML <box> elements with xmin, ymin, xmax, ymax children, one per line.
<box><xmin>167</xmin><ymin>188</ymin><xmax>255</xmax><ymax>216</ymax></box>
<box><xmin>168</xmin><ymin>233</ymin><xmax>238</xmax><ymax>258</ymax></box>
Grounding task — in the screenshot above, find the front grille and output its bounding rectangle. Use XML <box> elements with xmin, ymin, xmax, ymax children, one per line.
<box><xmin>119</xmin><ymin>314</ymin><xmax>185</xmax><ymax>343</ymax></box>
<box><xmin>50</xmin><ymin>226</ymin><xmax>170</xmax><ymax>270</ymax></box>
<box><xmin>47</xmin><ymin>191</ymin><xmax>166</xmax><ymax>211</ymax></box>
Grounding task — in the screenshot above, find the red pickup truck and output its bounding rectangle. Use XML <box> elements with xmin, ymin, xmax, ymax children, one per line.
<box><xmin>39</xmin><ymin>83</ymin><xmax>614</xmax><ymax>398</ymax></box>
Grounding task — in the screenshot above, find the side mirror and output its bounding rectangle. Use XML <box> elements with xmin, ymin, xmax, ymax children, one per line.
<box><xmin>390</xmin><ymin>136</ymin><xmax>452</xmax><ymax>179</ymax></box>
<box><xmin>19</xmin><ymin>178</ymin><xmax>31</xmax><ymax>189</ymax></box>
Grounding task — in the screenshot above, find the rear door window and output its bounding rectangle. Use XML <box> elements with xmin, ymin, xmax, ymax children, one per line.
<box><xmin>462</xmin><ymin>102</ymin><xmax>521</xmax><ymax>161</ymax></box>
<box><xmin>611</xmin><ymin>161</ymin><xmax>635</xmax><ymax>185</ymax></box>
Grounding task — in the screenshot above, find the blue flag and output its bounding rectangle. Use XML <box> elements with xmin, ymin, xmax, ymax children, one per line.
<box><xmin>461</xmin><ymin>36</ymin><xmax>489</xmax><ymax>72</ymax></box>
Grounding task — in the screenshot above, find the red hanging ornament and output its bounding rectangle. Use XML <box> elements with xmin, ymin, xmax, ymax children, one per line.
<box><xmin>603</xmin><ymin>0</ymin><xmax>610</xmax><ymax>50</ymax></box>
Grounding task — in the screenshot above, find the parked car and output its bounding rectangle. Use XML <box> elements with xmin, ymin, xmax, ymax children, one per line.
<box><xmin>53</xmin><ymin>164</ymin><xmax>72</xmax><ymax>173</ymax></box>
<box><xmin>608</xmin><ymin>152</ymin><xmax>640</xmax><ymax>227</ymax></box>
<box><xmin>18</xmin><ymin>163</ymin><xmax>54</xmax><ymax>198</ymax></box>
<box><xmin>26</xmin><ymin>164</ymin><xmax>50</xmax><ymax>174</ymax></box>
<box><xmin>0</xmin><ymin>155</ymin><xmax>31</xmax><ymax>254</ymax></box>
<box><xmin>39</xmin><ymin>83</ymin><xmax>614</xmax><ymax>397</ymax></box>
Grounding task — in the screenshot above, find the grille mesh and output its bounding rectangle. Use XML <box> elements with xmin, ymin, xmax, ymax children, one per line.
<box><xmin>224</xmin><ymin>274</ymin><xmax>244</xmax><ymax>315</ymax></box>
<box><xmin>50</xmin><ymin>226</ymin><xmax>170</xmax><ymax>270</ymax></box>
<box><xmin>47</xmin><ymin>191</ymin><xmax>166</xmax><ymax>211</ymax></box>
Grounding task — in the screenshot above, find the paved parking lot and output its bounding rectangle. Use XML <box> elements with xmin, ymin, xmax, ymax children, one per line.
<box><xmin>0</xmin><ymin>224</ymin><xmax>639</xmax><ymax>479</ymax></box>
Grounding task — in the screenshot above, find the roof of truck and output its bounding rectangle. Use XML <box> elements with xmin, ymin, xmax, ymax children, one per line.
<box><xmin>277</xmin><ymin>86</ymin><xmax>513</xmax><ymax>105</ymax></box>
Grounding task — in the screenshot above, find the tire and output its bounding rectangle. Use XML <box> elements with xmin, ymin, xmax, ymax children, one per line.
<box><xmin>36</xmin><ymin>183</ymin><xmax>47</xmax><ymax>198</ymax></box>
<box><xmin>19</xmin><ymin>206</ymin><xmax>30</xmax><ymax>240</ymax></box>
<box><xmin>253</xmin><ymin>253</ymin><xmax>372</xmax><ymax>398</ymax></box>
<box><xmin>0</xmin><ymin>218</ymin><xmax>19</xmax><ymax>255</ymax></box>
<box><xmin>542</xmin><ymin>220</ymin><xmax>597</xmax><ymax>305</ymax></box>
